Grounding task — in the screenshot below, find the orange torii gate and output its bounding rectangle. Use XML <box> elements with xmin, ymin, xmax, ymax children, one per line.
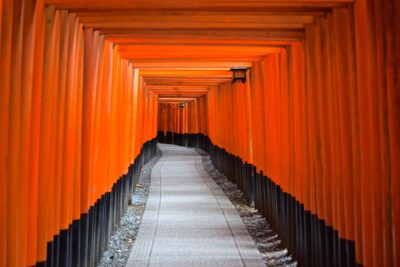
<box><xmin>0</xmin><ymin>0</ymin><xmax>399</xmax><ymax>266</ymax></box>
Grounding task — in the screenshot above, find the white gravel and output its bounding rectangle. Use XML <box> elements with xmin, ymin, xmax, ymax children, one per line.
<box><xmin>98</xmin><ymin>146</ymin><xmax>296</xmax><ymax>267</ymax></box>
<box><xmin>195</xmin><ymin>148</ymin><xmax>297</xmax><ymax>267</ymax></box>
<box><xmin>97</xmin><ymin>149</ymin><xmax>162</xmax><ymax>267</ymax></box>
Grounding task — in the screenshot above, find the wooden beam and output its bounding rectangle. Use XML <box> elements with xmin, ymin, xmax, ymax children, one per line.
<box><xmin>146</xmin><ymin>85</ymin><xmax>211</xmax><ymax>89</ymax></box>
<box><xmin>90</xmin><ymin>23</ymin><xmax>306</xmax><ymax>30</ymax></box>
<box><xmin>151</xmin><ymin>92</ymin><xmax>210</xmax><ymax>95</ymax></box>
<box><xmin>114</xmin><ymin>41</ymin><xmax>289</xmax><ymax>47</ymax></box>
<box><xmin>103</xmin><ymin>29</ymin><xmax>305</xmax><ymax>41</ymax></box>
<box><xmin>45</xmin><ymin>0</ymin><xmax>353</xmax><ymax>10</ymax></box>
<box><xmin>144</xmin><ymin>79</ymin><xmax>231</xmax><ymax>86</ymax></box>
<box><xmin>77</xmin><ymin>13</ymin><xmax>314</xmax><ymax>30</ymax></box>
<box><xmin>74</xmin><ymin>9</ymin><xmax>326</xmax><ymax>17</ymax></box>
<box><xmin>157</xmin><ymin>94</ymin><xmax>207</xmax><ymax>98</ymax></box>
<box><xmin>145</xmin><ymin>87</ymin><xmax>208</xmax><ymax>94</ymax></box>
<box><xmin>158</xmin><ymin>97</ymin><xmax>197</xmax><ymax>101</ymax></box>
<box><xmin>140</xmin><ymin>69</ymin><xmax>231</xmax><ymax>77</ymax></box>
<box><xmin>118</xmin><ymin>45</ymin><xmax>280</xmax><ymax>60</ymax></box>
<box><xmin>109</xmin><ymin>38</ymin><xmax>293</xmax><ymax>46</ymax></box>
<box><xmin>130</xmin><ymin>61</ymin><xmax>253</xmax><ymax>68</ymax></box>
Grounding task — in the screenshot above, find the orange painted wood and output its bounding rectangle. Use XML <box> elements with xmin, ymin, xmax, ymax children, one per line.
<box><xmin>1</xmin><ymin>5</ymin><xmax>159</xmax><ymax>264</ymax></box>
<box><xmin>43</xmin><ymin>0</ymin><xmax>354</xmax><ymax>10</ymax></box>
<box><xmin>26</xmin><ymin>1</ymin><xmax>45</xmax><ymax>265</ymax></box>
<box><xmin>0</xmin><ymin>0</ymin><xmax>12</xmax><ymax>264</ymax></box>
<box><xmin>7</xmin><ymin>0</ymin><xmax>23</xmax><ymax>264</ymax></box>
<box><xmin>0</xmin><ymin>0</ymin><xmax>398</xmax><ymax>266</ymax></box>
<box><xmin>156</xmin><ymin>4</ymin><xmax>399</xmax><ymax>266</ymax></box>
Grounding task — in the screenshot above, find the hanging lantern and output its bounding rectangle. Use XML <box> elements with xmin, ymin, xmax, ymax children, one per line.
<box><xmin>231</xmin><ymin>67</ymin><xmax>247</xmax><ymax>83</ymax></box>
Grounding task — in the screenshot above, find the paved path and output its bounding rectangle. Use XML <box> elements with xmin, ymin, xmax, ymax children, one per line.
<box><xmin>127</xmin><ymin>144</ymin><xmax>265</xmax><ymax>267</ymax></box>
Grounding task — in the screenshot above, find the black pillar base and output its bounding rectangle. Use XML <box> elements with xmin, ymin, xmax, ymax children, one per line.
<box><xmin>157</xmin><ymin>132</ymin><xmax>361</xmax><ymax>267</ymax></box>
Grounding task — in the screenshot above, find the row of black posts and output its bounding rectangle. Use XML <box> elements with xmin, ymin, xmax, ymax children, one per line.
<box><xmin>158</xmin><ymin>131</ymin><xmax>361</xmax><ymax>267</ymax></box>
<box><xmin>37</xmin><ymin>138</ymin><xmax>157</xmax><ymax>267</ymax></box>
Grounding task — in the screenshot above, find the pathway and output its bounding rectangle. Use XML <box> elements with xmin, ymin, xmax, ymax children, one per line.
<box><xmin>127</xmin><ymin>144</ymin><xmax>265</xmax><ymax>267</ymax></box>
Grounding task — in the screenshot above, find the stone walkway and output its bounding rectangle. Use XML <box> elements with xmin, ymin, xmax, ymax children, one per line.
<box><xmin>127</xmin><ymin>144</ymin><xmax>265</xmax><ymax>267</ymax></box>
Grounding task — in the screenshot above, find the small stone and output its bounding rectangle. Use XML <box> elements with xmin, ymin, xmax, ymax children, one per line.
<box><xmin>97</xmin><ymin>149</ymin><xmax>162</xmax><ymax>267</ymax></box>
<box><xmin>196</xmin><ymin>147</ymin><xmax>296</xmax><ymax>266</ymax></box>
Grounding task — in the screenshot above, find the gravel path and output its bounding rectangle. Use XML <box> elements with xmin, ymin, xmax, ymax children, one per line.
<box><xmin>98</xmin><ymin>146</ymin><xmax>295</xmax><ymax>267</ymax></box>
<box><xmin>195</xmin><ymin>148</ymin><xmax>297</xmax><ymax>267</ymax></box>
<box><xmin>97</xmin><ymin>148</ymin><xmax>162</xmax><ymax>267</ymax></box>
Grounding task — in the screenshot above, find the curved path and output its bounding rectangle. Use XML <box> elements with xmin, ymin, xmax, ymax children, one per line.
<box><xmin>127</xmin><ymin>144</ymin><xmax>265</xmax><ymax>267</ymax></box>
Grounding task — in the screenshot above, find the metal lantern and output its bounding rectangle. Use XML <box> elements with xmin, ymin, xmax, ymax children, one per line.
<box><xmin>231</xmin><ymin>67</ymin><xmax>247</xmax><ymax>83</ymax></box>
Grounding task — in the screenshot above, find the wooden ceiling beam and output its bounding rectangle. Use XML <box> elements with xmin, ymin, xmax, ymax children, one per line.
<box><xmin>158</xmin><ymin>94</ymin><xmax>207</xmax><ymax>98</ymax></box>
<box><xmin>140</xmin><ymin>69</ymin><xmax>231</xmax><ymax>77</ymax></box>
<box><xmin>113</xmin><ymin>41</ymin><xmax>289</xmax><ymax>47</ymax></box>
<box><xmin>78</xmin><ymin>13</ymin><xmax>314</xmax><ymax>27</ymax></box>
<box><xmin>159</xmin><ymin>98</ymin><xmax>197</xmax><ymax>102</ymax></box>
<box><xmin>143</xmin><ymin>79</ymin><xmax>230</xmax><ymax>85</ymax></box>
<box><xmin>130</xmin><ymin>61</ymin><xmax>253</xmax><ymax>68</ymax></box>
<box><xmin>109</xmin><ymin>38</ymin><xmax>293</xmax><ymax>46</ymax></box>
<box><xmin>144</xmin><ymin>78</ymin><xmax>230</xmax><ymax>86</ymax></box>
<box><xmin>103</xmin><ymin>29</ymin><xmax>305</xmax><ymax>41</ymax></box>
<box><xmin>143</xmin><ymin>77</ymin><xmax>231</xmax><ymax>81</ymax></box>
<box><xmin>146</xmin><ymin>82</ymin><xmax>227</xmax><ymax>87</ymax></box>
<box><xmin>149</xmin><ymin>91</ymin><xmax>210</xmax><ymax>95</ymax></box>
<box><xmin>151</xmin><ymin>92</ymin><xmax>210</xmax><ymax>95</ymax></box>
<box><xmin>89</xmin><ymin>23</ymin><xmax>306</xmax><ymax>30</ymax></box>
<box><xmin>45</xmin><ymin>0</ymin><xmax>353</xmax><ymax>10</ymax></box>
<box><xmin>150</xmin><ymin>91</ymin><xmax>209</xmax><ymax>94</ymax></box>
<box><xmin>74</xmin><ymin>9</ymin><xmax>325</xmax><ymax>17</ymax></box>
<box><xmin>146</xmin><ymin>85</ymin><xmax>211</xmax><ymax>89</ymax></box>
<box><xmin>158</xmin><ymin>97</ymin><xmax>206</xmax><ymax>100</ymax></box>
<box><xmin>149</xmin><ymin>88</ymin><xmax>219</xmax><ymax>92</ymax></box>
<box><xmin>128</xmin><ymin>57</ymin><xmax>261</xmax><ymax>62</ymax></box>
<box><xmin>158</xmin><ymin>97</ymin><xmax>197</xmax><ymax>101</ymax></box>
<box><xmin>118</xmin><ymin>48</ymin><xmax>277</xmax><ymax>59</ymax></box>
